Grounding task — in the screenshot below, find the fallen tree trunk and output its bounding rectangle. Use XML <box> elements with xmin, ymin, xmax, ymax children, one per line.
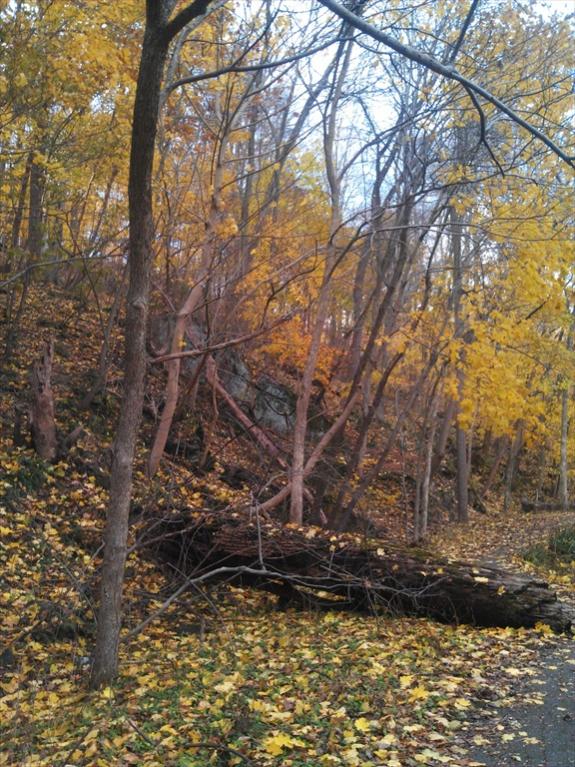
<box><xmin>521</xmin><ymin>499</ymin><xmax>575</xmax><ymax>513</ymax></box>
<box><xmin>140</xmin><ymin>511</ymin><xmax>574</xmax><ymax>633</ymax></box>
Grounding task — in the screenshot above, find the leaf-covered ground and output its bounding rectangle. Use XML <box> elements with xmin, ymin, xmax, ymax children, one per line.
<box><xmin>1</xmin><ymin>287</ymin><xmax>574</xmax><ymax>766</ymax></box>
<box><xmin>1</xmin><ymin>440</ymin><xmax>573</xmax><ymax>766</ymax></box>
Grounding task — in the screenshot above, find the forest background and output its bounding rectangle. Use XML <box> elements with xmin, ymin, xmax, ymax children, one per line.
<box><xmin>0</xmin><ymin>0</ymin><xmax>574</xmax><ymax>764</ymax></box>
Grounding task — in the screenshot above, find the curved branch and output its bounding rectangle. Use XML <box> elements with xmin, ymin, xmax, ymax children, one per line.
<box><xmin>166</xmin><ymin>35</ymin><xmax>353</xmax><ymax>93</ymax></box>
<box><xmin>317</xmin><ymin>0</ymin><xmax>575</xmax><ymax>168</ymax></box>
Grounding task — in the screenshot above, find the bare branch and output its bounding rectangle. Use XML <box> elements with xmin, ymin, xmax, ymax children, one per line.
<box><xmin>462</xmin><ymin>84</ymin><xmax>505</xmax><ymax>175</ymax></box>
<box><xmin>446</xmin><ymin>0</ymin><xmax>480</xmax><ymax>64</ymax></box>
<box><xmin>317</xmin><ymin>0</ymin><xmax>575</xmax><ymax>168</ymax></box>
<box><xmin>163</xmin><ymin>0</ymin><xmax>216</xmax><ymax>42</ymax></box>
<box><xmin>166</xmin><ymin>36</ymin><xmax>353</xmax><ymax>93</ymax></box>
<box><xmin>149</xmin><ymin>313</ymin><xmax>293</xmax><ymax>364</ymax></box>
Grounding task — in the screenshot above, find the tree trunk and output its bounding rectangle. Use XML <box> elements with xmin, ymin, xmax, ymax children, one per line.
<box><xmin>289</xmin><ymin>277</ymin><xmax>332</xmax><ymax>524</ymax></box>
<box><xmin>91</xmin><ymin>23</ymin><xmax>170</xmax><ymax>689</ymax></box>
<box><xmin>414</xmin><ymin>392</ymin><xmax>438</xmax><ymax>541</ymax></box>
<box><xmin>451</xmin><ymin>206</ymin><xmax>468</xmax><ymax>523</ymax></box>
<box><xmin>29</xmin><ymin>339</ymin><xmax>57</xmax><ymax>462</ymax></box>
<box><xmin>289</xmin><ymin>40</ymin><xmax>352</xmax><ymax>525</ymax></box>
<box><xmin>503</xmin><ymin>420</ymin><xmax>524</xmax><ymax>514</ymax></box>
<box><xmin>147</xmin><ymin>280</ymin><xmax>204</xmax><ymax>477</ymax></box>
<box><xmin>146</xmin><ymin>511</ymin><xmax>575</xmax><ymax>633</ymax></box>
<box><xmin>10</xmin><ymin>151</ymin><xmax>33</xmax><ymax>255</ymax></box>
<box><xmin>481</xmin><ymin>435</ymin><xmax>508</xmax><ymax>498</ymax></box>
<box><xmin>91</xmin><ymin>0</ymin><xmax>219</xmax><ymax>687</ymax></box>
<box><xmin>455</xmin><ymin>425</ymin><xmax>469</xmax><ymax>521</ymax></box>
<box><xmin>431</xmin><ymin>398</ymin><xmax>456</xmax><ymax>475</ymax></box>
<box><xmin>558</xmin><ymin>386</ymin><xmax>569</xmax><ymax>510</ymax></box>
<box><xmin>27</xmin><ymin>159</ymin><xmax>45</xmax><ymax>260</ymax></box>
<box><xmin>558</xmin><ymin>329</ymin><xmax>571</xmax><ymax>509</ymax></box>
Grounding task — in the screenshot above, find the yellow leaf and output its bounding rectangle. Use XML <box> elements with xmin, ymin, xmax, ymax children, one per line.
<box><xmin>354</xmin><ymin>717</ymin><xmax>371</xmax><ymax>732</ymax></box>
<box><xmin>83</xmin><ymin>728</ymin><xmax>100</xmax><ymax>743</ymax></box>
<box><xmin>408</xmin><ymin>685</ymin><xmax>429</xmax><ymax>703</ymax></box>
<box><xmin>262</xmin><ymin>733</ymin><xmax>304</xmax><ymax>756</ymax></box>
<box><xmin>214</xmin><ymin>679</ymin><xmax>236</xmax><ymax>694</ymax></box>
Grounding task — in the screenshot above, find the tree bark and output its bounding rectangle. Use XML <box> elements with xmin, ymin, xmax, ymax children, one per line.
<box><xmin>90</xmin><ymin>20</ymin><xmax>170</xmax><ymax>690</ymax></box>
<box><xmin>10</xmin><ymin>151</ymin><xmax>33</xmax><ymax>255</ymax></box>
<box><xmin>288</xmin><ymin>39</ymin><xmax>352</xmax><ymax>525</ymax></box>
<box><xmin>503</xmin><ymin>420</ymin><xmax>524</xmax><ymax>514</ymax></box>
<box><xmin>481</xmin><ymin>436</ymin><xmax>508</xmax><ymax>498</ymax></box>
<box><xmin>91</xmin><ymin>0</ymin><xmax>217</xmax><ymax>688</ymax></box>
<box><xmin>558</xmin><ymin>388</ymin><xmax>569</xmax><ymax>510</ymax></box>
<box><xmin>558</xmin><ymin>325</ymin><xmax>572</xmax><ymax>510</ymax></box>
<box><xmin>431</xmin><ymin>398</ymin><xmax>456</xmax><ymax>476</ymax></box>
<box><xmin>146</xmin><ymin>511</ymin><xmax>575</xmax><ymax>633</ymax></box>
<box><xmin>29</xmin><ymin>339</ymin><xmax>57</xmax><ymax>462</ymax></box>
<box><xmin>27</xmin><ymin>158</ymin><xmax>45</xmax><ymax>260</ymax></box>
<box><xmin>451</xmin><ymin>206</ymin><xmax>468</xmax><ymax>523</ymax></box>
<box><xmin>414</xmin><ymin>392</ymin><xmax>439</xmax><ymax>542</ymax></box>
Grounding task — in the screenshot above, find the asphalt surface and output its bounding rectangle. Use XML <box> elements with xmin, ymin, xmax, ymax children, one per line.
<box><xmin>468</xmin><ymin>630</ymin><xmax>575</xmax><ymax>767</ymax></box>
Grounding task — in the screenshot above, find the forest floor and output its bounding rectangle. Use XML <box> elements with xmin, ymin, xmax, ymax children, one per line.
<box><xmin>0</xmin><ymin>287</ymin><xmax>574</xmax><ymax>766</ymax></box>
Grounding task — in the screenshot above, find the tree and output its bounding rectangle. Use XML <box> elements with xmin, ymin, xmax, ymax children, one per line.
<box><xmin>91</xmin><ymin>0</ymin><xmax>216</xmax><ymax>689</ymax></box>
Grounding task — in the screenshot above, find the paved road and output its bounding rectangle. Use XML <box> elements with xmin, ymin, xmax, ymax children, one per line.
<box><xmin>467</xmin><ymin>543</ymin><xmax>575</xmax><ymax>767</ymax></box>
<box><xmin>469</xmin><ymin>635</ymin><xmax>575</xmax><ymax>766</ymax></box>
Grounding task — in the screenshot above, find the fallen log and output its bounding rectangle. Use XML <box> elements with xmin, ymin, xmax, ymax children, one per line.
<box><xmin>141</xmin><ymin>511</ymin><xmax>574</xmax><ymax>633</ymax></box>
<box><xmin>521</xmin><ymin>499</ymin><xmax>575</xmax><ymax>513</ymax></box>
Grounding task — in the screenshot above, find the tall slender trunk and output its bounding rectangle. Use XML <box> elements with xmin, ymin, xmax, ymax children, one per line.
<box><xmin>2</xmin><ymin>154</ymin><xmax>33</xmax><ymax>352</ymax></box>
<box><xmin>414</xmin><ymin>392</ymin><xmax>439</xmax><ymax>542</ymax></box>
<box><xmin>80</xmin><ymin>266</ymin><xmax>127</xmax><ymax>410</ymax></box>
<box><xmin>481</xmin><ymin>436</ymin><xmax>508</xmax><ymax>498</ymax></box>
<box><xmin>431</xmin><ymin>398</ymin><xmax>456</xmax><ymax>475</ymax></box>
<box><xmin>558</xmin><ymin>324</ymin><xmax>572</xmax><ymax>510</ymax></box>
<box><xmin>289</xmin><ymin>270</ymin><xmax>333</xmax><ymax>524</ymax></box>
<box><xmin>451</xmin><ymin>206</ymin><xmax>468</xmax><ymax>523</ymax></box>
<box><xmin>91</xmin><ymin>0</ymin><xmax>217</xmax><ymax>687</ymax></box>
<box><xmin>289</xmin><ymin>38</ymin><xmax>352</xmax><ymax>525</ymax></box>
<box><xmin>558</xmin><ymin>385</ymin><xmax>570</xmax><ymax>510</ymax></box>
<box><xmin>503</xmin><ymin>420</ymin><xmax>524</xmax><ymax>513</ymax></box>
<box><xmin>4</xmin><ymin>154</ymin><xmax>45</xmax><ymax>360</ymax></box>
<box><xmin>10</xmin><ymin>151</ymin><xmax>33</xmax><ymax>254</ymax></box>
<box><xmin>27</xmin><ymin>159</ymin><xmax>45</xmax><ymax>260</ymax></box>
<box><xmin>91</xmin><ymin>24</ymin><xmax>169</xmax><ymax>689</ymax></box>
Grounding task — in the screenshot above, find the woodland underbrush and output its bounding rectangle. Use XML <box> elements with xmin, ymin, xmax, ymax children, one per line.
<box><xmin>1</xmin><ymin>286</ymin><xmax>573</xmax><ymax>767</ymax></box>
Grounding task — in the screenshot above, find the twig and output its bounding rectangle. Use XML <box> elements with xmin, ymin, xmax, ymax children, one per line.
<box><xmin>462</xmin><ymin>84</ymin><xmax>505</xmax><ymax>175</ymax></box>
<box><xmin>183</xmin><ymin>742</ymin><xmax>254</xmax><ymax>764</ymax></box>
<box><xmin>149</xmin><ymin>313</ymin><xmax>293</xmax><ymax>364</ymax></box>
<box><xmin>318</xmin><ymin>0</ymin><xmax>575</xmax><ymax>168</ymax></box>
<box><xmin>127</xmin><ymin>718</ymin><xmax>156</xmax><ymax>748</ymax></box>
